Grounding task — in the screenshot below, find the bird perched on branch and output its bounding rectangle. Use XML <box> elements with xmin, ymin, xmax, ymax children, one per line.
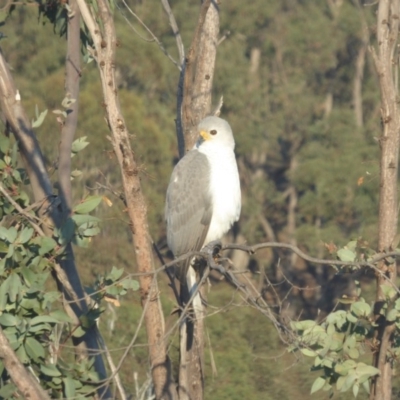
<box><xmin>165</xmin><ymin>116</ymin><xmax>241</xmax><ymax>283</ymax></box>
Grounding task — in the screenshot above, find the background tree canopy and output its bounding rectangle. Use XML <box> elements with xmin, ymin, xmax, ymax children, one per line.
<box><xmin>0</xmin><ymin>0</ymin><xmax>391</xmax><ymax>398</ymax></box>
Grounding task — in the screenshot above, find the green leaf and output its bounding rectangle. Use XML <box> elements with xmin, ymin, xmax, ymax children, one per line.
<box><xmin>321</xmin><ymin>358</ymin><xmax>333</xmax><ymax>369</ymax></box>
<box><xmin>8</xmin><ymin>273</ymin><xmax>21</xmax><ymax>303</ymax></box>
<box><xmin>62</xmin><ymin>96</ymin><xmax>76</xmax><ymax>109</ymax></box>
<box><xmin>314</xmin><ymin>356</ymin><xmax>322</xmax><ymax>367</ymax></box>
<box><xmin>311</xmin><ymin>377</ymin><xmax>325</xmax><ymax>394</ymax></box>
<box><xmin>32</xmin><ymin>108</ymin><xmax>48</xmax><ymax>128</ymax></box>
<box><xmin>106</xmin><ymin>266</ymin><xmax>124</xmax><ymax>281</ymax></box>
<box><xmin>71</xmin><ymin>169</ymin><xmax>82</xmax><ymax>178</ymax></box>
<box><xmin>73</xmin><ymin>196</ymin><xmax>102</xmax><ymax>214</ymax></box>
<box><xmin>82</xmin><ymin>226</ymin><xmax>101</xmax><ymax>237</ymax></box>
<box><xmin>20</xmin><ymin>267</ymin><xmax>37</xmax><ymax>286</ymax></box>
<box><xmin>121</xmin><ymin>278</ymin><xmax>139</xmax><ymax>291</ymax></box>
<box><xmin>0</xmin><ymin>240</ymin><xmax>8</xmax><ymax>253</ymax></box>
<box><xmin>0</xmin><ymin>313</ymin><xmax>18</xmax><ymax>327</ymax></box>
<box><xmin>290</xmin><ymin>320</ymin><xmax>317</xmax><ymax>331</ymax></box>
<box><xmin>72</xmin><ymin>325</ymin><xmax>86</xmax><ymax>338</ymax></box>
<box><xmin>339</xmin><ymin>297</ymin><xmax>356</xmax><ymax>305</ymax></box>
<box><xmin>6</xmin><ymin>243</ymin><xmax>14</xmax><ymax>259</ymax></box>
<box><xmin>71</xmin><ymin>136</ymin><xmax>89</xmax><ymax>154</ymax></box>
<box><xmin>336</xmin><ymin>376</ymin><xmax>346</xmax><ymax>391</ymax></box>
<box><xmin>4</xmin><ymin>331</ymin><xmax>19</xmax><ymax>350</ymax></box>
<box><xmin>344</xmin><ymin>372</ymin><xmax>358</xmax><ymax>392</ymax></box>
<box><xmin>0</xmin><ymin>226</ymin><xmax>18</xmax><ymax>243</ymax></box>
<box><xmin>362</xmin><ymin>379</ymin><xmax>370</xmax><ymax>394</ymax></box>
<box><xmin>53</xmin><ymin>109</ymin><xmax>67</xmax><ymax>118</ymax></box>
<box><xmin>0</xmin><ymin>276</ymin><xmax>10</xmax><ymax>310</ymax></box>
<box><xmin>40</xmin><ymin>364</ymin><xmax>62</xmax><ymax>377</ymax></box>
<box><xmin>356</xmin><ymin>363</ymin><xmax>379</xmax><ymax>377</ymax></box>
<box><xmin>0</xmin><ymin>135</ymin><xmax>10</xmax><ymax>153</ymax></box>
<box><xmin>72</xmin><ymin>235</ymin><xmax>90</xmax><ymax>247</ymax></box>
<box><xmin>18</xmin><ymin>227</ymin><xmax>34</xmax><ymax>244</ymax></box>
<box><xmin>71</xmin><ymin>214</ymin><xmax>101</xmax><ymax>226</ymax></box>
<box><xmin>12</xmin><ymin>168</ymin><xmax>21</xmax><ymax>182</ymax></box>
<box><xmin>43</xmin><ymin>291</ymin><xmax>62</xmax><ymax>307</ymax></box>
<box><xmin>301</xmin><ymin>348</ymin><xmax>317</xmax><ymax>357</ymax></box>
<box><xmin>58</xmin><ymin>218</ymin><xmax>75</xmax><ymax>245</ymax></box>
<box><xmin>386</xmin><ymin>309</ymin><xmax>398</xmax><ymax>322</ymax></box>
<box><xmin>49</xmin><ymin>310</ymin><xmax>73</xmax><ymax>323</ymax></box>
<box><xmin>106</xmin><ymin>285</ymin><xmax>120</xmax><ymax>296</ymax></box>
<box><xmin>348</xmin><ymin>347</ymin><xmax>359</xmax><ymax>359</ymax></box>
<box><xmin>381</xmin><ymin>284</ymin><xmax>396</xmax><ymax>299</ymax></box>
<box><xmin>37</xmin><ymin>236</ymin><xmax>57</xmax><ymax>255</ymax></box>
<box><xmin>346</xmin><ymin>313</ymin><xmax>358</xmax><ymax>323</ymax></box>
<box><xmin>0</xmin><ymin>383</ymin><xmax>17</xmax><ymax>398</ymax></box>
<box><xmin>353</xmin><ymin>383</ymin><xmax>359</xmax><ymax>398</ymax></box>
<box><xmin>350</xmin><ymin>301</ymin><xmax>371</xmax><ymax>317</ymax></box>
<box><xmin>63</xmin><ymin>376</ymin><xmax>76</xmax><ymax>399</ymax></box>
<box><xmin>30</xmin><ymin>315</ymin><xmax>60</xmax><ymax>325</ymax></box>
<box><xmin>25</xmin><ymin>337</ymin><xmax>45</xmax><ymax>361</ymax></box>
<box><xmin>29</xmin><ymin>324</ymin><xmax>51</xmax><ymax>333</ymax></box>
<box><xmin>16</xmin><ymin>344</ymin><xmax>29</xmax><ymax>363</ymax></box>
<box><xmin>335</xmin><ymin>360</ymin><xmax>356</xmax><ymax>376</ymax></box>
<box><xmin>337</xmin><ymin>248</ymin><xmax>356</xmax><ymax>262</ymax></box>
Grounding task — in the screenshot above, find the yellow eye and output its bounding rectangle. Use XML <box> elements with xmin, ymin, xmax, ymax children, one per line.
<box><xmin>210</xmin><ymin>129</ymin><xmax>217</xmax><ymax>135</ymax></box>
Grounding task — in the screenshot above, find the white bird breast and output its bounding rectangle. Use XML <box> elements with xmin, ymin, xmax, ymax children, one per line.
<box><xmin>199</xmin><ymin>144</ymin><xmax>241</xmax><ymax>245</ymax></box>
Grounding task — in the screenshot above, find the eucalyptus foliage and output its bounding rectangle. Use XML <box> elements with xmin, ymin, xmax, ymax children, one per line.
<box><xmin>0</xmin><ymin>132</ymin><xmax>138</xmax><ymax>398</ymax></box>
<box><xmin>290</xmin><ymin>239</ymin><xmax>400</xmax><ymax>398</ymax></box>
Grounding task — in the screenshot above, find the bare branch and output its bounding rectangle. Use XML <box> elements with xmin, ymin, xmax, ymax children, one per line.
<box><xmin>76</xmin><ymin>0</ymin><xmax>177</xmax><ymax>398</ymax></box>
<box><xmin>159</xmin><ymin>0</ymin><xmax>186</xmax><ymax>156</ymax></box>
<box><xmin>160</xmin><ymin>0</ymin><xmax>184</xmax><ymax>66</ymax></box>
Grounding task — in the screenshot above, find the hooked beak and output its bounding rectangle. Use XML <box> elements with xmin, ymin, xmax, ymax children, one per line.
<box><xmin>200</xmin><ymin>130</ymin><xmax>211</xmax><ymax>141</ymax></box>
<box><xmin>195</xmin><ymin>130</ymin><xmax>210</xmax><ymax>147</ymax></box>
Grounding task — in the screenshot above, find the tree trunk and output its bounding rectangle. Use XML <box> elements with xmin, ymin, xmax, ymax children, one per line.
<box><xmin>370</xmin><ymin>1</ymin><xmax>400</xmax><ymax>399</ymax></box>
<box><xmin>178</xmin><ymin>2</ymin><xmax>220</xmax><ymax>399</ymax></box>
<box><xmin>182</xmin><ymin>0</ymin><xmax>218</xmax><ymax>153</ymax></box>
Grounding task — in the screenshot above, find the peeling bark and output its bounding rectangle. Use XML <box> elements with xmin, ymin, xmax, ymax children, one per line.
<box><xmin>182</xmin><ymin>0</ymin><xmax>218</xmax><ymax>152</ymax></box>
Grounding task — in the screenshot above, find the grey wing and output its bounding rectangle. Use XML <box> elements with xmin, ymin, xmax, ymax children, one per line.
<box><xmin>165</xmin><ymin>150</ymin><xmax>212</xmax><ymax>259</ymax></box>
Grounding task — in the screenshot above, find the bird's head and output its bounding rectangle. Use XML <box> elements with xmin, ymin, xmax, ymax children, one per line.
<box><xmin>195</xmin><ymin>116</ymin><xmax>235</xmax><ymax>150</ymax></box>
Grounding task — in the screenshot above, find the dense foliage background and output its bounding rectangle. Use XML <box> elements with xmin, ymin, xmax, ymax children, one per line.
<box><xmin>0</xmin><ymin>0</ymin><xmax>389</xmax><ymax>398</ymax></box>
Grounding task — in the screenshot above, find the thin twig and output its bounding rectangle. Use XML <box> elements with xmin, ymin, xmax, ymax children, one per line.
<box><xmin>97</xmin><ymin>333</ymin><xmax>127</xmax><ymax>400</ymax></box>
<box><xmin>117</xmin><ymin>0</ymin><xmax>180</xmax><ymax>70</ymax></box>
